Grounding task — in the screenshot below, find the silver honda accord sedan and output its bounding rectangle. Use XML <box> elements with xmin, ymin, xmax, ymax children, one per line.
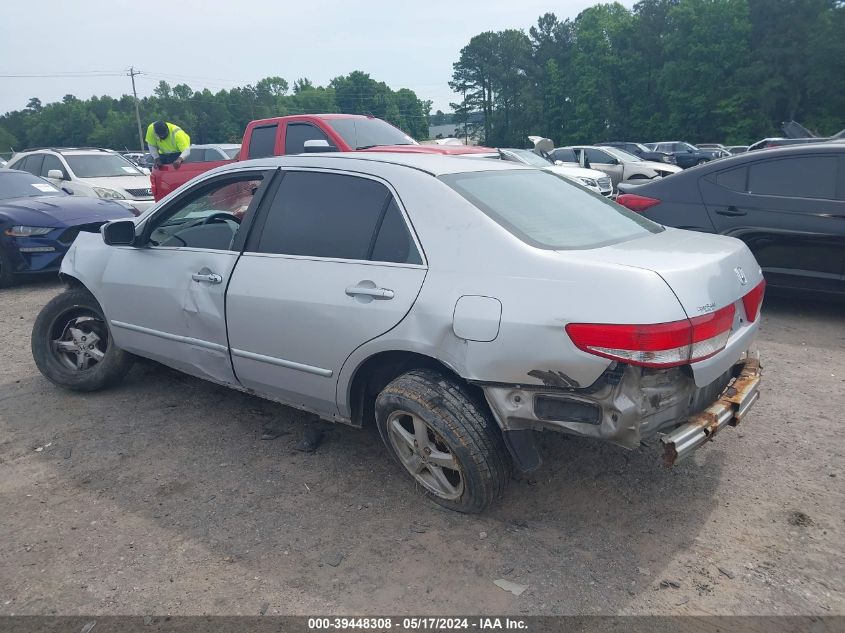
<box><xmin>31</xmin><ymin>153</ymin><xmax>765</xmax><ymax>512</ymax></box>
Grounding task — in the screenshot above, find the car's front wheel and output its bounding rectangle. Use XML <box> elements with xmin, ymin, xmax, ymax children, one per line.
<box><xmin>375</xmin><ymin>369</ymin><xmax>511</xmax><ymax>513</ymax></box>
<box><xmin>31</xmin><ymin>287</ymin><xmax>134</xmax><ymax>391</ymax></box>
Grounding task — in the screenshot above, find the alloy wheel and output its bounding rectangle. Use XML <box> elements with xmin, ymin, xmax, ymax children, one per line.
<box><xmin>50</xmin><ymin>309</ymin><xmax>108</xmax><ymax>372</ymax></box>
<box><xmin>386</xmin><ymin>410</ymin><xmax>464</xmax><ymax>500</ymax></box>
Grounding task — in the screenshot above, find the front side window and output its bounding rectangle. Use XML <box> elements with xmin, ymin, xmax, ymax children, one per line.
<box><xmin>248</xmin><ymin>124</ymin><xmax>277</xmax><ymax>159</ymax></box>
<box><xmin>40</xmin><ymin>154</ymin><xmax>68</xmax><ymax>179</ymax></box>
<box><xmin>147</xmin><ymin>174</ymin><xmax>264</xmax><ymax>250</ymax></box>
<box><xmin>441</xmin><ymin>169</ymin><xmax>662</xmax><ymax>250</ymax></box>
<box><xmin>748</xmin><ymin>156</ymin><xmax>837</xmax><ymax>200</ymax></box>
<box><xmin>586</xmin><ymin>148</ymin><xmax>613</xmax><ymax>164</ymax></box>
<box><xmin>256</xmin><ymin>171</ymin><xmax>421</xmax><ymax>264</ymax></box>
<box><xmin>284</xmin><ymin>123</ymin><xmax>331</xmax><ymax>154</ymax></box>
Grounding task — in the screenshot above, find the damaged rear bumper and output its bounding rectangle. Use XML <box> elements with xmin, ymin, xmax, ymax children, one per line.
<box><xmin>660</xmin><ymin>356</ymin><xmax>762</xmax><ymax>467</ymax></box>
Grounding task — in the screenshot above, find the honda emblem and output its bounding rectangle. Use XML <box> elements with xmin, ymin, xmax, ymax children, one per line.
<box><xmin>734</xmin><ymin>267</ymin><xmax>748</xmax><ymax>286</ymax></box>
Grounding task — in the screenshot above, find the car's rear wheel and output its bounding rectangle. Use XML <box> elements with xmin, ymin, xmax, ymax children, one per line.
<box><xmin>31</xmin><ymin>287</ymin><xmax>133</xmax><ymax>391</ymax></box>
<box><xmin>375</xmin><ymin>369</ymin><xmax>511</xmax><ymax>513</ymax></box>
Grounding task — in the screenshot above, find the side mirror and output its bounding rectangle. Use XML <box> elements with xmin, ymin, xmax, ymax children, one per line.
<box><xmin>61</xmin><ymin>187</ymin><xmax>73</xmax><ymax>195</ymax></box>
<box><xmin>102</xmin><ymin>219</ymin><xmax>137</xmax><ymax>246</ymax></box>
<box><xmin>554</xmin><ymin>160</ymin><xmax>563</xmax><ymax>166</ymax></box>
<box><xmin>303</xmin><ymin>139</ymin><xmax>337</xmax><ymax>153</ymax></box>
<box><xmin>47</xmin><ymin>169</ymin><xmax>65</xmax><ymax>180</ymax></box>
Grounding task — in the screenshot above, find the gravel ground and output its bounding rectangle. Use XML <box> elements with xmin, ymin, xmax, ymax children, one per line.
<box><xmin>1</xmin><ymin>280</ymin><xmax>843</xmax><ymax>616</ymax></box>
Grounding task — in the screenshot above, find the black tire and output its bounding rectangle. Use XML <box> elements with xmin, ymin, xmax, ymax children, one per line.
<box><xmin>31</xmin><ymin>287</ymin><xmax>134</xmax><ymax>392</ymax></box>
<box><xmin>375</xmin><ymin>369</ymin><xmax>512</xmax><ymax>513</ymax></box>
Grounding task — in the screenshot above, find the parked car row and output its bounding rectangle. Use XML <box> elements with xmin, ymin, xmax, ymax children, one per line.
<box><xmin>4</xmin><ymin>148</ymin><xmax>155</xmax><ymax>213</ymax></box>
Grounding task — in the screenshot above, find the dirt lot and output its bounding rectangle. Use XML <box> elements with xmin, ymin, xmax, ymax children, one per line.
<box><xmin>1</xmin><ymin>280</ymin><xmax>843</xmax><ymax>617</ymax></box>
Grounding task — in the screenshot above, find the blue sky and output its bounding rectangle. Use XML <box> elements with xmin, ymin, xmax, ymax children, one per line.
<box><xmin>0</xmin><ymin>0</ymin><xmax>634</xmax><ymax>115</ymax></box>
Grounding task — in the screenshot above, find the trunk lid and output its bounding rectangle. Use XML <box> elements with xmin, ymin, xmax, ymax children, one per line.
<box><xmin>565</xmin><ymin>228</ymin><xmax>764</xmax><ymax>386</ymax></box>
<box><xmin>568</xmin><ymin>227</ymin><xmax>762</xmax><ymax>318</ymax></box>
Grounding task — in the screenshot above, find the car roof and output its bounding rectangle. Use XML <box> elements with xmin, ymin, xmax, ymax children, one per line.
<box><xmin>226</xmin><ymin>151</ymin><xmax>533</xmax><ymax>177</ymax></box>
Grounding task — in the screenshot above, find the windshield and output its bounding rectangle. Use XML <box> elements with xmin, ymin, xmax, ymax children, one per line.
<box><xmin>440</xmin><ymin>170</ymin><xmax>661</xmax><ymax>250</ymax></box>
<box><xmin>601</xmin><ymin>146</ymin><xmax>642</xmax><ymax>162</ymax></box>
<box><xmin>65</xmin><ymin>154</ymin><xmax>144</xmax><ymax>178</ymax></box>
<box><xmin>223</xmin><ymin>147</ymin><xmax>240</xmax><ymax>159</ymax></box>
<box><xmin>505</xmin><ymin>149</ymin><xmax>553</xmax><ymax>167</ymax></box>
<box><xmin>327</xmin><ymin>118</ymin><xmax>418</xmax><ymax>149</ymax></box>
<box><xmin>681</xmin><ymin>142</ymin><xmax>699</xmax><ymax>151</ymax></box>
<box><xmin>0</xmin><ymin>171</ymin><xmax>65</xmax><ymax>200</ymax></box>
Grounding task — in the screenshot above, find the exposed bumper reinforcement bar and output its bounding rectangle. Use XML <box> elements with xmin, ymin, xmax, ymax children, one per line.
<box><xmin>661</xmin><ymin>356</ymin><xmax>762</xmax><ymax>467</ymax></box>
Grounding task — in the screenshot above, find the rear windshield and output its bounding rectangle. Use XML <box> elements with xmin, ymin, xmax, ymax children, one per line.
<box><xmin>65</xmin><ymin>154</ymin><xmax>144</xmax><ymax>178</ymax></box>
<box><xmin>0</xmin><ymin>170</ymin><xmax>64</xmax><ymax>200</ymax></box>
<box><xmin>223</xmin><ymin>147</ymin><xmax>240</xmax><ymax>159</ymax></box>
<box><xmin>327</xmin><ymin>118</ymin><xmax>418</xmax><ymax>149</ymax></box>
<box><xmin>440</xmin><ymin>169</ymin><xmax>662</xmax><ymax>250</ymax></box>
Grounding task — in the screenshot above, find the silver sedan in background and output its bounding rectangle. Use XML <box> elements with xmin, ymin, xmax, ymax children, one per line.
<box><xmin>31</xmin><ymin>153</ymin><xmax>764</xmax><ymax>512</ymax></box>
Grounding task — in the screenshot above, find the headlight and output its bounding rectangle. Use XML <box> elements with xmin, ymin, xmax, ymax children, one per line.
<box><xmin>93</xmin><ymin>187</ymin><xmax>126</xmax><ymax>200</ymax></box>
<box><xmin>5</xmin><ymin>226</ymin><xmax>54</xmax><ymax>237</ymax></box>
<box><xmin>576</xmin><ymin>177</ymin><xmax>599</xmax><ymax>188</ymax></box>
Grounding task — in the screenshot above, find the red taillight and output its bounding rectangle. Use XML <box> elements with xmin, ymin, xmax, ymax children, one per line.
<box><xmin>566</xmin><ymin>304</ymin><xmax>736</xmax><ymax>368</ymax></box>
<box><xmin>742</xmin><ymin>279</ymin><xmax>766</xmax><ymax>322</ymax></box>
<box><xmin>616</xmin><ymin>193</ymin><xmax>661</xmax><ymax>213</ymax></box>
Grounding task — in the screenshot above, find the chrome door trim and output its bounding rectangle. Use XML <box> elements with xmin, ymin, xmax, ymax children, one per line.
<box><xmin>110</xmin><ymin>320</ymin><xmax>228</xmax><ymax>352</ymax></box>
<box><xmin>230</xmin><ymin>348</ymin><xmax>334</xmax><ymax>378</ymax></box>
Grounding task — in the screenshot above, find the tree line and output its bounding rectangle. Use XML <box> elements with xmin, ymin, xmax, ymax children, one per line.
<box><xmin>0</xmin><ymin>71</ymin><xmax>431</xmax><ymax>155</ymax></box>
<box><xmin>450</xmin><ymin>0</ymin><xmax>845</xmax><ymax>147</ymax></box>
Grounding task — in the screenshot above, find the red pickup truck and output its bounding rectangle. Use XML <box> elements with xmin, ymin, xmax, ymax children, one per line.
<box><xmin>151</xmin><ymin>114</ymin><xmax>491</xmax><ymax>201</ymax></box>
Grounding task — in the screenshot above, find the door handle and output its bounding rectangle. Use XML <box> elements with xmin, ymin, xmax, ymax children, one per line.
<box><xmin>716</xmin><ymin>206</ymin><xmax>746</xmax><ymax>217</ymax></box>
<box><xmin>192</xmin><ymin>272</ymin><xmax>223</xmax><ymax>284</ymax></box>
<box><xmin>345</xmin><ymin>284</ymin><xmax>394</xmax><ymax>300</ymax></box>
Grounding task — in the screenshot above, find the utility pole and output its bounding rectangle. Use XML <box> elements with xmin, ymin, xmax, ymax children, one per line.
<box><xmin>127</xmin><ymin>67</ymin><xmax>144</xmax><ymax>151</ymax></box>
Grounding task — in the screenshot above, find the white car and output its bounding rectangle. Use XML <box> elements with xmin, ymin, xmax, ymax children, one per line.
<box><xmin>5</xmin><ymin>148</ymin><xmax>154</xmax><ymax>213</ymax></box>
<box><xmin>182</xmin><ymin>143</ymin><xmax>241</xmax><ymax>163</ymax></box>
<box><xmin>470</xmin><ymin>148</ymin><xmax>614</xmax><ymax>196</ymax></box>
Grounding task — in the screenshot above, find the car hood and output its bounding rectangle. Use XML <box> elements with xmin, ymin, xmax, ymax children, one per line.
<box><xmin>545</xmin><ymin>165</ymin><xmax>609</xmax><ymax>180</ymax></box>
<box><xmin>360</xmin><ymin>145</ymin><xmax>495</xmax><ymax>155</ymax></box>
<box><xmin>77</xmin><ymin>174</ymin><xmax>152</xmax><ymax>192</ymax></box>
<box><xmin>639</xmin><ymin>160</ymin><xmax>682</xmax><ymax>173</ymax></box>
<box><xmin>0</xmin><ymin>195</ymin><xmax>134</xmax><ymax>226</ymax></box>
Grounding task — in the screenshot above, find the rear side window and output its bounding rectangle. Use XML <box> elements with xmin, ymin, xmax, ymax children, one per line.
<box><xmin>19</xmin><ymin>154</ymin><xmax>44</xmax><ymax>175</ymax></box>
<box><xmin>440</xmin><ymin>169</ymin><xmax>661</xmax><ymax>250</ymax></box>
<box><xmin>284</xmin><ymin>123</ymin><xmax>330</xmax><ymax>154</ymax></box>
<box><xmin>715</xmin><ymin>166</ymin><xmax>747</xmax><ymax>192</ymax></box>
<box><xmin>748</xmin><ymin>156</ymin><xmax>837</xmax><ymax>200</ymax></box>
<box><xmin>551</xmin><ymin>148</ymin><xmax>577</xmax><ymax>163</ymax></box>
<box><xmin>183</xmin><ymin>149</ymin><xmax>207</xmax><ymax>163</ymax></box>
<box><xmin>371</xmin><ymin>200</ymin><xmax>422</xmax><ymax>264</ymax></box>
<box><xmin>248</xmin><ymin>124</ymin><xmax>277</xmax><ymax>159</ymax></box>
<box><xmin>256</xmin><ymin>171</ymin><xmax>421</xmax><ymax>263</ymax></box>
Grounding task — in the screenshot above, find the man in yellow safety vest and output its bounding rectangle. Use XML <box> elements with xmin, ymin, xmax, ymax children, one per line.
<box><xmin>145</xmin><ymin>120</ymin><xmax>191</xmax><ymax>169</ymax></box>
